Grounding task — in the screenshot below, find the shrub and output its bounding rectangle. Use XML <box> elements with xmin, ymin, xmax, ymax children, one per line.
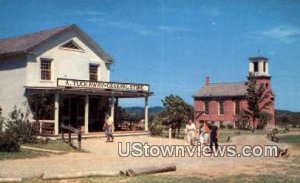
<box><xmin>0</xmin><ymin>106</ymin><xmax>21</xmax><ymax>152</ymax></box>
<box><xmin>227</xmin><ymin>123</ymin><xmax>234</xmax><ymax>129</ymax></box>
<box><xmin>0</xmin><ymin>106</ymin><xmax>3</xmax><ymax>132</ymax></box>
<box><xmin>219</xmin><ymin>121</ymin><xmax>226</xmax><ymax>129</ymax></box>
<box><xmin>149</xmin><ymin>120</ymin><xmax>163</xmax><ymax>136</ymax></box>
<box><xmin>0</xmin><ymin>106</ymin><xmax>39</xmax><ymax>152</ymax></box>
<box><xmin>5</xmin><ymin>106</ymin><xmax>38</xmax><ymax>144</ymax></box>
<box><xmin>272</xmin><ymin>128</ymin><xmax>279</xmax><ymax>134</ymax></box>
<box><xmin>0</xmin><ymin>131</ymin><xmax>20</xmax><ymax>152</ymax></box>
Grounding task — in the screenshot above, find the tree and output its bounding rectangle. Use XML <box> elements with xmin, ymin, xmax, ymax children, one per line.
<box><xmin>0</xmin><ymin>106</ymin><xmax>3</xmax><ymax>132</ymax></box>
<box><xmin>244</xmin><ymin>73</ymin><xmax>273</xmax><ymax>130</ymax></box>
<box><xmin>235</xmin><ymin>110</ymin><xmax>251</xmax><ymax>129</ymax></box>
<box><xmin>277</xmin><ymin>113</ymin><xmax>291</xmax><ymax>128</ymax></box>
<box><xmin>161</xmin><ymin>95</ymin><xmax>192</xmax><ymax>138</ymax></box>
<box><xmin>257</xmin><ymin>111</ymin><xmax>273</xmax><ymax>129</ymax></box>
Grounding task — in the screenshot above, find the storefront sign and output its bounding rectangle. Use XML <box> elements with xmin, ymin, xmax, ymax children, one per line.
<box><xmin>57</xmin><ymin>78</ymin><xmax>149</xmax><ymax>92</ymax></box>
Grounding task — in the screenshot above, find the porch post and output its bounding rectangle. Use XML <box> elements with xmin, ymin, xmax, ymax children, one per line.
<box><xmin>84</xmin><ymin>95</ymin><xmax>89</xmax><ymax>134</ymax></box>
<box><xmin>110</xmin><ymin>96</ymin><xmax>115</xmax><ymax>121</ymax></box>
<box><xmin>115</xmin><ymin>97</ymin><xmax>119</xmax><ymax>125</ymax></box>
<box><xmin>54</xmin><ymin>93</ymin><xmax>59</xmax><ymax>135</ymax></box>
<box><xmin>144</xmin><ymin>96</ymin><xmax>149</xmax><ymax>132</ymax></box>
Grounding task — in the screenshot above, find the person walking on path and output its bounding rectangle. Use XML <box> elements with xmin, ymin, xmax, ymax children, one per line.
<box><xmin>209</xmin><ymin>121</ymin><xmax>219</xmax><ymax>152</ymax></box>
<box><xmin>202</xmin><ymin>121</ymin><xmax>210</xmax><ymax>146</ymax></box>
<box><xmin>103</xmin><ymin>114</ymin><xmax>114</xmax><ymax>142</ymax></box>
<box><xmin>185</xmin><ymin>119</ymin><xmax>196</xmax><ymax>145</ymax></box>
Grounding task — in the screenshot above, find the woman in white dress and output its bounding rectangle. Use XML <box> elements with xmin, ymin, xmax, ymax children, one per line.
<box><xmin>185</xmin><ymin>119</ymin><xmax>196</xmax><ymax>145</ymax></box>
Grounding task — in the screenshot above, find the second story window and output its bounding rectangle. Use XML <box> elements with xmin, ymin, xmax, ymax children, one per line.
<box><xmin>204</xmin><ymin>101</ymin><xmax>209</xmax><ymax>115</ymax></box>
<box><xmin>89</xmin><ymin>65</ymin><xmax>98</xmax><ymax>81</ymax></box>
<box><xmin>41</xmin><ymin>59</ymin><xmax>52</xmax><ymax>80</ymax></box>
<box><xmin>219</xmin><ymin>101</ymin><xmax>224</xmax><ymax>115</ymax></box>
<box><xmin>235</xmin><ymin>101</ymin><xmax>240</xmax><ymax>115</ymax></box>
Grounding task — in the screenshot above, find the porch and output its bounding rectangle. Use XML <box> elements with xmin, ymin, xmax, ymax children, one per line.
<box><xmin>25</xmin><ymin>79</ymin><xmax>152</xmax><ymax>136</ymax></box>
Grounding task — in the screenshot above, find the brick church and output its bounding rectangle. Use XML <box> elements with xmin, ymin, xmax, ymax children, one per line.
<box><xmin>193</xmin><ymin>56</ymin><xmax>275</xmax><ymax>128</ymax></box>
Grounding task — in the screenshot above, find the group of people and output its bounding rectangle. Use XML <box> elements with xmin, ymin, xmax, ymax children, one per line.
<box><xmin>185</xmin><ymin>119</ymin><xmax>219</xmax><ymax>152</ymax></box>
<box><xmin>103</xmin><ymin>113</ymin><xmax>219</xmax><ymax>150</ymax></box>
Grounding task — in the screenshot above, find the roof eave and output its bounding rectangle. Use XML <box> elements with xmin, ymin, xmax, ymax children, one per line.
<box><xmin>0</xmin><ymin>50</ymin><xmax>35</xmax><ymax>58</ymax></box>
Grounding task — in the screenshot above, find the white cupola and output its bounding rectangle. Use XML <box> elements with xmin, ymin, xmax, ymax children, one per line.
<box><xmin>248</xmin><ymin>56</ymin><xmax>270</xmax><ymax>77</ymax></box>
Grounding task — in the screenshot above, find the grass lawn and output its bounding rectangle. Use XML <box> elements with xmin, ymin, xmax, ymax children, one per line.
<box><xmin>278</xmin><ymin>135</ymin><xmax>300</xmax><ymax>146</ymax></box>
<box><xmin>22</xmin><ymin>173</ymin><xmax>300</xmax><ymax>183</ymax></box>
<box><xmin>0</xmin><ymin>140</ymin><xmax>78</xmax><ymax>160</ymax></box>
<box><xmin>23</xmin><ymin>140</ymin><xmax>78</xmax><ymax>152</ymax></box>
<box><xmin>0</xmin><ymin>148</ymin><xmax>50</xmax><ymax>160</ymax></box>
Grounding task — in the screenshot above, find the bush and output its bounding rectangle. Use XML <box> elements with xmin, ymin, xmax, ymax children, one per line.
<box><xmin>0</xmin><ymin>106</ymin><xmax>20</xmax><ymax>152</ymax></box>
<box><xmin>0</xmin><ymin>106</ymin><xmax>38</xmax><ymax>152</ymax></box>
<box><xmin>219</xmin><ymin>122</ymin><xmax>226</xmax><ymax>129</ymax></box>
<box><xmin>6</xmin><ymin>106</ymin><xmax>38</xmax><ymax>144</ymax></box>
<box><xmin>272</xmin><ymin>128</ymin><xmax>279</xmax><ymax>134</ymax></box>
<box><xmin>0</xmin><ymin>131</ymin><xmax>20</xmax><ymax>152</ymax></box>
<box><xmin>227</xmin><ymin>124</ymin><xmax>234</xmax><ymax>129</ymax></box>
<box><xmin>0</xmin><ymin>106</ymin><xmax>3</xmax><ymax>132</ymax></box>
<box><xmin>149</xmin><ymin>120</ymin><xmax>163</xmax><ymax>136</ymax></box>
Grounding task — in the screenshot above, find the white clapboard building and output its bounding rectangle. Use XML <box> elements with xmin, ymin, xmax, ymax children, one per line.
<box><xmin>0</xmin><ymin>24</ymin><xmax>151</xmax><ymax>135</ymax></box>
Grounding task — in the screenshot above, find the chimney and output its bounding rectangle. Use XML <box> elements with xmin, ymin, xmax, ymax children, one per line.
<box><xmin>205</xmin><ymin>76</ymin><xmax>210</xmax><ymax>85</ymax></box>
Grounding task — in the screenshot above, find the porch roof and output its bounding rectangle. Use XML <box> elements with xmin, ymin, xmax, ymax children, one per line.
<box><xmin>25</xmin><ymin>86</ymin><xmax>153</xmax><ymax>98</ymax></box>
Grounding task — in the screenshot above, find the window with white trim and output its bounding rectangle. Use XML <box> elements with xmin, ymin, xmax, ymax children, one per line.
<box><xmin>204</xmin><ymin>101</ymin><xmax>209</xmax><ymax>115</ymax></box>
<box><xmin>219</xmin><ymin>101</ymin><xmax>224</xmax><ymax>115</ymax></box>
<box><xmin>89</xmin><ymin>65</ymin><xmax>98</xmax><ymax>81</ymax></box>
<box><xmin>234</xmin><ymin>101</ymin><xmax>240</xmax><ymax>115</ymax></box>
<box><xmin>40</xmin><ymin>59</ymin><xmax>52</xmax><ymax>80</ymax></box>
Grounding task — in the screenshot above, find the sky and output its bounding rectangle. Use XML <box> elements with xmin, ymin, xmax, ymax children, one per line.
<box><xmin>0</xmin><ymin>0</ymin><xmax>300</xmax><ymax>111</ymax></box>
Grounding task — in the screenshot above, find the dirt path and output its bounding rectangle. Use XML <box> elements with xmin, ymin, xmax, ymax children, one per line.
<box><xmin>0</xmin><ymin>135</ymin><xmax>295</xmax><ymax>179</ymax></box>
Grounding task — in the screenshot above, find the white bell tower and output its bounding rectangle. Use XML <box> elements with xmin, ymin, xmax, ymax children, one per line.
<box><xmin>248</xmin><ymin>56</ymin><xmax>270</xmax><ymax>77</ymax></box>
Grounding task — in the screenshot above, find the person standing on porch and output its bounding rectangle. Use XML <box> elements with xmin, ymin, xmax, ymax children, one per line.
<box><xmin>103</xmin><ymin>114</ymin><xmax>114</xmax><ymax>142</ymax></box>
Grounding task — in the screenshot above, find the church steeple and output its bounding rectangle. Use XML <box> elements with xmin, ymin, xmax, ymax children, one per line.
<box><xmin>248</xmin><ymin>56</ymin><xmax>270</xmax><ymax>78</ymax></box>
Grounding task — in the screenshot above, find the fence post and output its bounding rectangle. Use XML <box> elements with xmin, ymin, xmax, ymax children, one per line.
<box><xmin>169</xmin><ymin>127</ymin><xmax>172</xmax><ymax>139</ymax></box>
<box><xmin>61</xmin><ymin>126</ymin><xmax>64</xmax><ymax>141</ymax></box>
<box><xmin>78</xmin><ymin>129</ymin><xmax>81</xmax><ymax>151</ymax></box>
<box><xmin>68</xmin><ymin>124</ymin><xmax>71</xmax><ymax>145</ymax></box>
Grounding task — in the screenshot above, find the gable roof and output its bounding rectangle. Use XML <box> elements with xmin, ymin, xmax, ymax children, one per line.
<box><xmin>193</xmin><ymin>82</ymin><xmax>247</xmax><ymax>98</ymax></box>
<box><xmin>0</xmin><ymin>24</ymin><xmax>113</xmax><ymax>63</ymax></box>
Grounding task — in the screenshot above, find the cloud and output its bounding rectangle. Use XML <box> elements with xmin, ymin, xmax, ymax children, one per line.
<box><xmin>108</xmin><ymin>21</ymin><xmax>154</xmax><ymax>36</ymax></box>
<box><xmin>72</xmin><ymin>10</ymin><xmax>189</xmax><ymax>36</ymax></box>
<box><xmin>157</xmin><ymin>26</ymin><xmax>189</xmax><ymax>33</ymax></box>
<box><xmin>263</xmin><ymin>26</ymin><xmax>300</xmax><ymax>43</ymax></box>
<box><xmin>70</xmin><ymin>10</ymin><xmax>105</xmax><ymax>16</ymax></box>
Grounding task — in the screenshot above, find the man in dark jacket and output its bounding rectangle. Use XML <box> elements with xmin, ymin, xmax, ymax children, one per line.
<box><xmin>209</xmin><ymin>121</ymin><xmax>219</xmax><ymax>152</ymax></box>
